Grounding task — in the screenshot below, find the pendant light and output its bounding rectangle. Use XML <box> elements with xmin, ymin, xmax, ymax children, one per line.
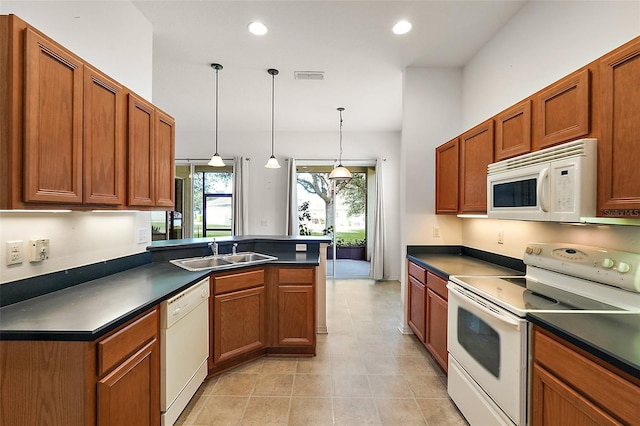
<box><xmin>265</xmin><ymin>68</ymin><xmax>281</xmax><ymax>168</ymax></box>
<box><xmin>329</xmin><ymin>107</ymin><xmax>352</xmax><ymax>180</ymax></box>
<box><xmin>208</xmin><ymin>63</ymin><xmax>225</xmax><ymax>167</ymax></box>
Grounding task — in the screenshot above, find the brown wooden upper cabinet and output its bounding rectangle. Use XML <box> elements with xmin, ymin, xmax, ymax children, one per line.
<box><xmin>128</xmin><ymin>94</ymin><xmax>175</xmax><ymax>209</ymax></box>
<box><xmin>23</xmin><ymin>28</ymin><xmax>84</xmax><ymax>204</ymax></box>
<box><xmin>128</xmin><ymin>93</ymin><xmax>156</xmax><ymax>207</ymax></box>
<box><xmin>460</xmin><ymin>120</ymin><xmax>494</xmax><ymax>213</ymax></box>
<box><xmin>0</xmin><ymin>14</ymin><xmax>175</xmax><ymax>210</ymax></box>
<box><xmin>83</xmin><ymin>66</ymin><xmax>126</xmax><ymax>205</ymax></box>
<box><xmin>597</xmin><ymin>37</ymin><xmax>640</xmax><ymax>217</ymax></box>
<box><xmin>495</xmin><ymin>99</ymin><xmax>531</xmax><ymax>161</ymax></box>
<box><xmin>435</xmin><ymin>138</ymin><xmax>460</xmax><ymax>214</ymax></box>
<box><xmin>533</xmin><ymin>68</ymin><xmax>590</xmax><ymax>151</ymax></box>
<box><xmin>155</xmin><ymin>109</ymin><xmax>176</xmax><ymax>208</ymax></box>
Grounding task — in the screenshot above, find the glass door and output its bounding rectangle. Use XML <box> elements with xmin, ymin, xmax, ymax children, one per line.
<box><xmin>296</xmin><ymin>163</ymin><xmax>370</xmax><ymax>278</ymax></box>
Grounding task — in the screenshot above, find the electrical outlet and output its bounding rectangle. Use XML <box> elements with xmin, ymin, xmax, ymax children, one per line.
<box><xmin>498</xmin><ymin>230</ymin><xmax>504</xmax><ymax>244</ymax></box>
<box><xmin>296</xmin><ymin>244</ymin><xmax>307</xmax><ymax>252</ymax></box>
<box><xmin>29</xmin><ymin>239</ymin><xmax>50</xmax><ymax>262</ymax></box>
<box><xmin>433</xmin><ymin>226</ymin><xmax>440</xmax><ymax>238</ymax></box>
<box><xmin>137</xmin><ymin>228</ymin><xmax>149</xmax><ymax>244</ymax></box>
<box><xmin>6</xmin><ymin>240</ymin><xmax>23</xmax><ymax>265</ymax></box>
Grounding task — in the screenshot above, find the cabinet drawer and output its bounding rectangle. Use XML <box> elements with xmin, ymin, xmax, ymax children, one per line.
<box><xmin>214</xmin><ymin>269</ymin><xmax>265</xmax><ymax>294</ymax></box>
<box><xmin>427</xmin><ymin>272</ymin><xmax>448</xmax><ymax>300</ymax></box>
<box><xmin>278</xmin><ymin>267</ymin><xmax>314</xmax><ymax>285</ymax></box>
<box><xmin>533</xmin><ymin>328</ymin><xmax>640</xmax><ymax>425</ymax></box>
<box><xmin>97</xmin><ymin>308</ymin><xmax>158</xmax><ymax>376</ymax></box>
<box><xmin>408</xmin><ymin>261</ymin><xmax>427</xmax><ymax>284</ymax></box>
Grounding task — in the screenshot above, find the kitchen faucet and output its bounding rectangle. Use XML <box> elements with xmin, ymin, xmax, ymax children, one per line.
<box><xmin>208</xmin><ymin>240</ymin><xmax>218</xmax><ymax>256</ymax></box>
<box><xmin>232</xmin><ymin>243</ymin><xmax>238</xmax><ymax>255</ymax></box>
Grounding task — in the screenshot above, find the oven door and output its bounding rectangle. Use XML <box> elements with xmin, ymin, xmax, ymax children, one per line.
<box><xmin>447</xmin><ymin>282</ymin><xmax>528</xmax><ymax>425</ymax></box>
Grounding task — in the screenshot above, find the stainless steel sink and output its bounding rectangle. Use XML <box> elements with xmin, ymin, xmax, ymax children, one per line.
<box><xmin>223</xmin><ymin>252</ymin><xmax>274</xmax><ymax>263</ymax></box>
<box><xmin>170</xmin><ymin>252</ymin><xmax>277</xmax><ymax>272</ymax></box>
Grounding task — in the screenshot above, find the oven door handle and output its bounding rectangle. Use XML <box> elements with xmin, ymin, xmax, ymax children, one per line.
<box><xmin>447</xmin><ymin>283</ymin><xmax>522</xmax><ymax>327</ymax></box>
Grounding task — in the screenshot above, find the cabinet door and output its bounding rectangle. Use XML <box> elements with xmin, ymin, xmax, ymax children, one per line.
<box><xmin>97</xmin><ymin>339</ymin><xmax>160</xmax><ymax>426</ymax></box>
<box><xmin>425</xmin><ymin>288</ymin><xmax>448</xmax><ymax>373</ymax></box>
<box><xmin>276</xmin><ymin>285</ymin><xmax>315</xmax><ymax>346</ymax></box>
<box><xmin>534</xmin><ymin>68</ymin><xmax>590</xmax><ymax>151</ymax></box>
<box><xmin>435</xmin><ymin>138</ymin><xmax>459</xmax><ymax>214</ymax></box>
<box><xmin>531</xmin><ymin>364</ymin><xmax>620</xmax><ymax>426</ymax></box>
<box><xmin>154</xmin><ymin>110</ymin><xmax>175</xmax><ymax>208</ymax></box>
<box><xmin>23</xmin><ymin>28</ymin><xmax>83</xmax><ymax>204</ymax></box>
<box><xmin>84</xmin><ymin>65</ymin><xmax>125</xmax><ymax>205</ymax></box>
<box><xmin>598</xmin><ymin>39</ymin><xmax>640</xmax><ymax>217</ymax></box>
<box><xmin>460</xmin><ymin>120</ymin><xmax>494</xmax><ymax>213</ymax></box>
<box><xmin>495</xmin><ymin>99</ymin><xmax>531</xmax><ymax>161</ymax></box>
<box><xmin>408</xmin><ymin>275</ymin><xmax>426</xmax><ymax>342</ymax></box>
<box><xmin>213</xmin><ymin>286</ymin><xmax>266</xmax><ymax>364</ymax></box>
<box><xmin>128</xmin><ymin>93</ymin><xmax>155</xmax><ymax>207</ymax></box>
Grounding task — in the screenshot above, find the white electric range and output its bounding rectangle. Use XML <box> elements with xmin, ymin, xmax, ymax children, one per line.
<box><xmin>446</xmin><ymin>242</ymin><xmax>640</xmax><ymax>426</ymax></box>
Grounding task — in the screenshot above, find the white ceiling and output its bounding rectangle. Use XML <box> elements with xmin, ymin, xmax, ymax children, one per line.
<box><xmin>132</xmin><ymin>0</ymin><xmax>527</xmax><ymax>140</ymax></box>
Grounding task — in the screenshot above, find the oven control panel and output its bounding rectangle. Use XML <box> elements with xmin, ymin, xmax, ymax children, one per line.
<box><xmin>524</xmin><ymin>242</ymin><xmax>640</xmax><ymax>293</ymax></box>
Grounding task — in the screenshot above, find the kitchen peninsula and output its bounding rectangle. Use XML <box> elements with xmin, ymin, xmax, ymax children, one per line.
<box><xmin>0</xmin><ymin>235</ymin><xmax>329</xmax><ymax>426</ymax></box>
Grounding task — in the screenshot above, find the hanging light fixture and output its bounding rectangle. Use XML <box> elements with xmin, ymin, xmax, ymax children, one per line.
<box><xmin>208</xmin><ymin>63</ymin><xmax>225</xmax><ymax>167</ymax></box>
<box><xmin>265</xmin><ymin>68</ymin><xmax>281</xmax><ymax>168</ymax></box>
<box><xmin>329</xmin><ymin>107</ymin><xmax>352</xmax><ymax>180</ymax></box>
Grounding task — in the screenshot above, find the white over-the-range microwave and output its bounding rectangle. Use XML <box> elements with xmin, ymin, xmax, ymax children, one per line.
<box><xmin>487</xmin><ymin>138</ymin><xmax>597</xmax><ymax>222</ymax></box>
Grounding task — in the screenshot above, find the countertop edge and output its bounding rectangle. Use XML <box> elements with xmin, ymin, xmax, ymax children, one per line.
<box><xmin>528</xmin><ymin>313</ymin><xmax>640</xmax><ymax>379</ymax></box>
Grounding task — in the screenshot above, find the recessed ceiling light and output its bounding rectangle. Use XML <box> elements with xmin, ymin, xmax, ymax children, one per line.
<box><xmin>392</xmin><ymin>20</ymin><xmax>412</xmax><ymax>35</ymax></box>
<box><xmin>248</xmin><ymin>22</ymin><xmax>268</xmax><ymax>35</ymax></box>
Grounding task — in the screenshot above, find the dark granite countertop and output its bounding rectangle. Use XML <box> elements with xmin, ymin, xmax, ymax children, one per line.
<box><xmin>528</xmin><ymin>312</ymin><xmax>640</xmax><ymax>379</ymax></box>
<box><xmin>0</xmin><ymin>239</ymin><xmax>321</xmax><ymax>341</ymax></box>
<box><xmin>407</xmin><ymin>253</ymin><xmax>524</xmax><ymax>279</ymax></box>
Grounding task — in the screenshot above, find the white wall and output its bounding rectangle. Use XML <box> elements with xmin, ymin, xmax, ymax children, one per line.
<box><xmin>401</xmin><ymin>68</ymin><xmax>464</xmax><ymax>248</ymax></box>
<box><xmin>1</xmin><ymin>0</ymin><xmax>153</xmax><ymax>100</ymax></box>
<box><xmin>176</xmin><ymin>129</ymin><xmax>403</xmax><ymax>280</ymax></box>
<box><xmin>0</xmin><ymin>1</ymin><xmax>154</xmax><ymax>284</ymax></box>
<box><xmin>463</xmin><ymin>0</ymin><xmax>640</xmax><ymax>129</ymax></box>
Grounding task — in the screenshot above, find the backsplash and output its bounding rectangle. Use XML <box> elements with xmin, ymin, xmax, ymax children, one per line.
<box><xmin>462</xmin><ymin>218</ymin><xmax>640</xmax><ymax>259</ymax></box>
<box><xmin>0</xmin><ymin>212</ymin><xmax>151</xmax><ymax>284</ymax></box>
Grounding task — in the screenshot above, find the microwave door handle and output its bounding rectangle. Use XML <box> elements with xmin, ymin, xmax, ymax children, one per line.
<box><xmin>447</xmin><ymin>284</ymin><xmax>521</xmax><ymax>327</ymax></box>
<box><xmin>537</xmin><ymin>167</ymin><xmax>550</xmax><ymax>212</ymax></box>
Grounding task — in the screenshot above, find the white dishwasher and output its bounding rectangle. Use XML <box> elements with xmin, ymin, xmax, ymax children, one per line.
<box><xmin>160</xmin><ymin>278</ymin><xmax>210</xmax><ymax>426</ymax></box>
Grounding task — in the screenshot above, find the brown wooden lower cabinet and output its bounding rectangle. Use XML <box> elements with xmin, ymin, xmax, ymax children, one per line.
<box><xmin>213</xmin><ymin>284</ymin><xmax>266</xmax><ymax>364</ymax></box>
<box><xmin>209</xmin><ymin>265</ymin><xmax>316</xmax><ymax>374</ymax></box>
<box><xmin>425</xmin><ymin>287</ymin><xmax>448</xmax><ymax>372</ymax></box>
<box><xmin>274</xmin><ymin>267</ymin><xmax>316</xmax><ymax>348</ymax></box>
<box><xmin>0</xmin><ymin>307</ymin><xmax>160</xmax><ymax>426</ymax></box>
<box><xmin>407</xmin><ymin>260</ymin><xmax>448</xmax><ymax>373</ymax></box>
<box><xmin>408</xmin><ymin>275</ymin><xmax>426</xmax><ymax>342</ymax></box>
<box><xmin>97</xmin><ymin>339</ymin><xmax>159</xmax><ymax>426</ymax></box>
<box><xmin>531</xmin><ymin>327</ymin><xmax>640</xmax><ymax>425</ymax></box>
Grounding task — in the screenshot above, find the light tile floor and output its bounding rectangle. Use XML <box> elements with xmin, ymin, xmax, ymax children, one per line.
<box><xmin>175</xmin><ymin>279</ymin><xmax>468</xmax><ymax>425</ymax></box>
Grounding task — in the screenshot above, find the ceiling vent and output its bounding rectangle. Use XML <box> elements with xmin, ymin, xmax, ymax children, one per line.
<box><xmin>294</xmin><ymin>71</ymin><xmax>325</xmax><ymax>81</ymax></box>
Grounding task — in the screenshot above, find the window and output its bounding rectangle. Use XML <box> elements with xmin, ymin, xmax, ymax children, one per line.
<box><xmin>194</xmin><ymin>166</ymin><xmax>233</xmax><ymax>237</ymax></box>
<box><xmin>296</xmin><ymin>165</ymin><xmax>368</xmax><ymax>249</ymax></box>
<box><xmin>153</xmin><ymin>162</ymin><xmax>234</xmax><ymax>240</ymax></box>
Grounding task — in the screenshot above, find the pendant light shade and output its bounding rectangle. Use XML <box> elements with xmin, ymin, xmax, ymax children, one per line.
<box><xmin>265</xmin><ymin>68</ymin><xmax>281</xmax><ymax>169</ymax></box>
<box><xmin>329</xmin><ymin>107</ymin><xmax>352</xmax><ymax>180</ymax></box>
<box><xmin>208</xmin><ymin>63</ymin><xmax>225</xmax><ymax>167</ymax></box>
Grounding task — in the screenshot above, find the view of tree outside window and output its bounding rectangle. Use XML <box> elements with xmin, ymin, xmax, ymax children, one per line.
<box><xmin>194</xmin><ymin>168</ymin><xmax>233</xmax><ymax>237</ymax></box>
<box><xmin>297</xmin><ymin>169</ymin><xmax>367</xmax><ymax>249</ymax></box>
